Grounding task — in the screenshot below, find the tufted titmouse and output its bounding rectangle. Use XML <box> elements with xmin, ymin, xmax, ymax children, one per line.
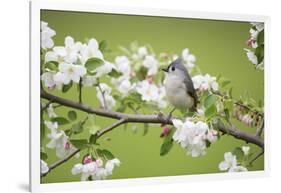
<box><xmin>162</xmin><ymin>57</ymin><xmax>198</xmax><ymax>113</ymax></box>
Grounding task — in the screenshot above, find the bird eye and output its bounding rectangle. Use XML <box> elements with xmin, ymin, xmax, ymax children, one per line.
<box><xmin>171</xmin><ymin>66</ymin><xmax>175</xmax><ymax>71</ymax></box>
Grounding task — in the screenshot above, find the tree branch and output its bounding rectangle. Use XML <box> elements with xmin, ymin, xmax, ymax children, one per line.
<box><xmin>40</xmin><ymin>90</ymin><xmax>264</xmax><ymax>177</ymax></box>
<box><xmin>255</xmin><ymin>119</ymin><xmax>264</xmax><ymax>137</ymax></box>
<box><xmin>213</xmin><ymin>120</ymin><xmax>264</xmax><ymax>148</ymax></box>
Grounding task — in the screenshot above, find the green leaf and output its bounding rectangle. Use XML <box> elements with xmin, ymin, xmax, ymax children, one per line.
<box><xmin>41</xmin><ymin>151</ymin><xmax>48</xmax><ymax>160</ymax></box>
<box><xmin>102</xmin><ymin>149</ymin><xmax>115</xmax><ymax>160</ymax></box>
<box><xmin>204</xmin><ymin>94</ymin><xmax>217</xmax><ymax>109</ymax></box>
<box><xmin>62</xmin><ymin>81</ymin><xmax>73</xmax><ymax>93</ymax></box>
<box><xmin>45</xmin><ymin>61</ymin><xmax>58</xmax><ymax>71</ymax></box>
<box><xmin>67</xmin><ymin>111</ymin><xmax>77</xmax><ymax>121</ymax></box>
<box><xmin>64</xmin><ymin>129</ymin><xmax>72</xmax><ymax>136</ymax></box>
<box><xmin>99</xmin><ymin>40</ymin><xmax>108</xmax><ymax>52</ymax></box>
<box><xmin>85</xmin><ymin>58</ymin><xmax>104</xmax><ymax>72</ymax></box>
<box><xmin>220</xmin><ymin>77</ymin><xmax>231</xmax><ymax>88</ymax></box>
<box><xmin>160</xmin><ymin>127</ymin><xmax>175</xmax><ymax>156</ymax></box>
<box><xmin>143</xmin><ymin>123</ymin><xmax>149</xmax><ymax>136</ymax></box>
<box><xmin>108</xmin><ymin>68</ymin><xmax>121</xmax><ymax>78</ymax></box>
<box><xmin>224</xmin><ymin>99</ymin><xmax>234</xmax><ymax>111</ymax></box>
<box><xmin>51</xmin><ymin>117</ymin><xmax>70</xmax><ymax>125</ymax></box>
<box><xmin>204</xmin><ymin>104</ymin><xmax>217</xmax><ymax>119</ymax></box>
<box><xmin>160</xmin><ymin>140</ymin><xmax>173</xmax><ymax>156</ymax></box>
<box><xmin>255</xmin><ymin>44</ymin><xmax>264</xmax><ymax>64</ymax></box>
<box><xmin>72</xmin><ymin>122</ymin><xmax>83</xmax><ymax>134</ymax></box>
<box><xmin>232</xmin><ymin>147</ymin><xmax>244</xmax><ymax>161</ymax></box>
<box><xmin>40</xmin><ymin>148</ymin><xmax>48</xmax><ymax>160</ymax></box>
<box><xmin>89</xmin><ymin>134</ymin><xmax>98</xmax><ymax>144</ymax></box>
<box><xmin>70</xmin><ymin>139</ymin><xmax>89</xmax><ymax>149</ymax></box>
<box><xmin>96</xmin><ymin>148</ymin><xmax>104</xmax><ymax>157</ymax></box>
<box><xmin>257</xmin><ymin>30</ymin><xmax>264</xmax><ymax>46</ymax></box>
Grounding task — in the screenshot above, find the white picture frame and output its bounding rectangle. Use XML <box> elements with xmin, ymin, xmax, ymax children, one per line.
<box><xmin>30</xmin><ymin>0</ymin><xmax>270</xmax><ymax>192</ymax></box>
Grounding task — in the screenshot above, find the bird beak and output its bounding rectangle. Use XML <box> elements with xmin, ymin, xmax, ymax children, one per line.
<box><xmin>162</xmin><ymin>68</ymin><xmax>168</xmax><ymax>72</ymax></box>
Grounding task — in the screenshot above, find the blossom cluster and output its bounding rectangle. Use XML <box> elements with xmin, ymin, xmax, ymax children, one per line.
<box><xmin>41</xmin><ymin>21</ymin><xmax>56</xmax><ymax>50</ymax></box>
<box><xmin>44</xmin><ymin>121</ymin><xmax>76</xmax><ymax>158</ymax></box>
<box><xmin>71</xmin><ymin>156</ymin><xmax>121</xmax><ymax>181</ymax></box>
<box><xmin>172</xmin><ymin>118</ymin><xmax>218</xmax><ymax>157</ymax></box>
<box><xmin>111</xmin><ymin>45</ymin><xmax>168</xmax><ymax>109</ymax></box>
<box><xmin>218</xmin><ymin>146</ymin><xmax>250</xmax><ymax>172</ymax></box>
<box><xmin>244</xmin><ymin>22</ymin><xmax>264</xmax><ymax>70</ymax></box>
<box><xmin>41</xmin><ymin>34</ymin><xmax>106</xmax><ymax>89</ymax></box>
<box><xmin>192</xmin><ymin>74</ymin><xmax>219</xmax><ymax>92</ymax></box>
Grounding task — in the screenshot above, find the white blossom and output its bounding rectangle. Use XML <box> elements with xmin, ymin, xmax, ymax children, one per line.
<box><xmin>228</xmin><ymin>165</ymin><xmax>248</xmax><ymax>172</ymax></box>
<box><xmin>115</xmin><ymin>56</ymin><xmax>131</xmax><ymax>76</ymax></box>
<box><xmin>79</xmin><ymin>38</ymin><xmax>104</xmax><ymax>65</ymax></box>
<box><xmin>41</xmin><ymin>72</ymin><xmax>56</xmax><ymax>89</ymax></box>
<box><xmin>244</xmin><ymin>49</ymin><xmax>258</xmax><ymax>65</ymax></box>
<box><xmin>53</xmin><ymin>63</ymin><xmax>86</xmax><ymax>85</ymax></box>
<box><xmin>218</xmin><ymin>152</ymin><xmax>248</xmax><ymax>172</ymax></box>
<box><xmin>111</xmin><ymin>76</ymin><xmax>135</xmax><ymax>97</ymax></box>
<box><xmin>94</xmin><ymin>61</ymin><xmax>116</xmax><ymax>78</ymax></box>
<box><xmin>71</xmin><ymin>158</ymin><xmax>121</xmax><ymax>181</ymax></box>
<box><xmin>40</xmin><ymin>160</ymin><xmax>49</xmax><ymax>175</ymax></box>
<box><xmin>41</xmin><ymin>21</ymin><xmax>56</xmax><ymax>49</ymax></box>
<box><xmin>142</xmin><ymin>55</ymin><xmax>159</xmax><ymax>76</ymax></box>
<box><xmin>137</xmin><ymin>46</ymin><xmax>148</xmax><ymax>57</ymax></box>
<box><xmin>251</xmin><ymin>22</ymin><xmax>264</xmax><ymax>32</ymax></box>
<box><xmin>182</xmin><ymin>48</ymin><xmax>196</xmax><ymax>70</ymax></box>
<box><xmin>219</xmin><ymin>152</ymin><xmax>237</xmax><ymax>171</ymax></box>
<box><xmin>172</xmin><ymin>119</ymin><xmax>214</xmax><ymax>157</ymax></box>
<box><xmin>47</xmin><ymin>103</ymin><xmax>57</xmax><ymax>118</ymax></box>
<box><xmin>44</xmin><ymin>121</ymin><xmax>75</xmax><ymax>158</ymax></box>
<box><xmin>45</xmin><ymin>36</ymin><xmax>82</xmax><ymax>64</ymax></box>
<box><xmin>206</xmin><ymin>129</ymin><xmax>218</xmax><ymax>143</ymax></box>
<box><xmin>105</xmin><ymin>158</ymin><xmax>121</xmax><ymax>175</ymax></box>
<box><xmin>192</xmin><ymin>74</ymin><xmax>219</xmax><ymax>91</ymax></box>
<box><xmin>136</xmin><ymin>80</ymin><xmax>167</xmax><ymax>109</ymax></box>
<box><xmin>242</xmin><ymin>146</ymin><xmax>250</xmax><ymax>155</ymax></box>
<box><xmin>96</xmin><ymin>83</ymin><xmax>116</xmax><ymax>110</ymax></box>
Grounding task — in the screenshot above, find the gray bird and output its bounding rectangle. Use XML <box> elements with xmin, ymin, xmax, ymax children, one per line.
<box><xmin>162</xmin><ymin>57</ymin><xmax>198</xmax><ymax>114</ymax></box>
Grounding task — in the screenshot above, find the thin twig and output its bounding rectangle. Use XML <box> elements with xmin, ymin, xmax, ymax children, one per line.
<box><xmin>212</xmin><ymin>91</ymin><xmax>263</xmax><ymax>117</ymax></box>
<box><xmin>96</xmin><ymin>81</ymin><xmax>107</xmax><ymax>110</ymax></box>
<box><xmin>41</xmin><ymin>100</ymin><xmax>53</xmax><ymax>112</ymax></box>
<box><xmin>249</xmin><ymin>150</ymin><xmax>264</xmax><ymax>165</ymax></box>
<box><xmin>78</xmin><ymin>79</ymin><xmax>83</xmax><ymax>104</ymax></box>
<box><xmin>97</xmin><ymin>118</ymin><xmax>127</xmax><ymax>137</ymax></box>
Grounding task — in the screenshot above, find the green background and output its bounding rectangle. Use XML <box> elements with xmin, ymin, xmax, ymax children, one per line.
<box><xmin>41</xmin><ymin>10</ymin><xmax>264</xmax><ymax>183</ymax></box>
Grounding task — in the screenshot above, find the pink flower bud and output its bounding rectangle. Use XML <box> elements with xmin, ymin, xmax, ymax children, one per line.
<box><xmin>160</xmin><ymin>127</ymin><xmax>171</xmax><ymax>138</ymax></box>
<box><xmin>64</xmin><ymin>142</ymin><xmax>70</xmax><ymax>150</ymax></box>
<box><xmin>83</xmin><ymin>155</ymin><xmax>93</xmax><ymax>164</ymax></box>
<box><xmin>246</xmin><ymin>38</ymin><xmax>256</xmax><ymax>47</ymax></box>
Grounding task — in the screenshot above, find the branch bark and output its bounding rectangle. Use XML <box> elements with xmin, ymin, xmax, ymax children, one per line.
<box><xmin>40</xmin><ymin>90</ymin><xmax>264</xmax><ymax>177</ymax></box>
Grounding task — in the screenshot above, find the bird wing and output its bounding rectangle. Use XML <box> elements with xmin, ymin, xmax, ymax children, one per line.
<box><xmin>183</xmin><ymin>77</ymin><xmax>198</xmax><ymax>109</ymax></box>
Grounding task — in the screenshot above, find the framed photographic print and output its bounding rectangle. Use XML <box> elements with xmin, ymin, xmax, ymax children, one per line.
<box><xmin>30</xmin><ymin>0</ymin><xmax>270</xmax><ymax>192</ymax></box>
